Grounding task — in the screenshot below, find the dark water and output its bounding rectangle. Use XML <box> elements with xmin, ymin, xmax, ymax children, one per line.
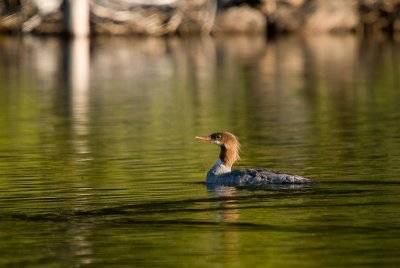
<box><xmin>0</xmin><ymin>34</ymin><xmax>399</xmax><ymax>267</ymax></box>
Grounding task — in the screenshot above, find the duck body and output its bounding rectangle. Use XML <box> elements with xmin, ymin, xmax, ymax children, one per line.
<box><xmin>205</xmin><ymin>159</ymin><xmax>310</xmax><ymax>186</ymax></box>
<box><xmin>196</xmin><ymin>132</ymin><xmax>311</xmax><ymax>187</ymax></box>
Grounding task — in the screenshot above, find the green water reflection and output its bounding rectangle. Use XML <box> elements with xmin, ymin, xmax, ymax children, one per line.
<box><xmin>0</xmin><ymin>34</ymin><xmax>399</xmax><ymax>267</ymax></box>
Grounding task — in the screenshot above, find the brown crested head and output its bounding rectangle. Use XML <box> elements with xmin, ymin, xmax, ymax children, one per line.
<box><xmin>195</xmin><ymin>131</ymin><xmax>240</xmax><ymax>168</ymax></box>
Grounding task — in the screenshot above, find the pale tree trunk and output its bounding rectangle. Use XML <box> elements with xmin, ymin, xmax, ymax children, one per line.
<box><xmin>63</xmin><ymin>0</ymin><xmax>90</xmax><ymax>37</ymax></box>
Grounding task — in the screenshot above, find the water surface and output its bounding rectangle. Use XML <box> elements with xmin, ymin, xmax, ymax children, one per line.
<box><xmin>0</xmin><ymin>34</ymin><xmax>399</xmax><ymax>267</ymax></box>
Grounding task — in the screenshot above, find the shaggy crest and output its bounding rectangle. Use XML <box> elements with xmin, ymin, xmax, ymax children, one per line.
<box><xmin>195</xmin><ymin>131</ymin><xmax>241</xmax><ymax>168</ymax></box>
<box><xmin>216</xmin><ymin>132</ymin><xmax>241</xmax><ymax>168</ymax></box>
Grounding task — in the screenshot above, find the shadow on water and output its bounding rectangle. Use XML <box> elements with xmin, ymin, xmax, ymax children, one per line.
<box><xmin>1</xmin><ymin>182</ymin><xmax>396</xmax><ymax>229</ymax></box>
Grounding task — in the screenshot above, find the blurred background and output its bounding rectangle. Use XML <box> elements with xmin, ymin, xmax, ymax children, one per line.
<box><xmin>0</xmin><ymin>0</ymin><xmax>399</xmax><ymax>36</ymax></box>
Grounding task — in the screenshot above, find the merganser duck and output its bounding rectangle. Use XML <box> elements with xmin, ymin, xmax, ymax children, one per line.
<box><xmin>195</xmin><ymin>132</ymin><xmax>311</xmax><ymax>186</ymax></box>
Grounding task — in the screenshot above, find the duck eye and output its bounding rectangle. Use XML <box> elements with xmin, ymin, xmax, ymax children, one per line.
<box><xmin>216</xmin><ymin>134</ymin><xmax>222</xmax><ymax>139</ymax></box>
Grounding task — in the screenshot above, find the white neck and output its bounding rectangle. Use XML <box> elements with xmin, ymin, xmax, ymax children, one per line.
<box><xmin>207</xmin><ymin>159</ymin><xmax>231</xmax><ymax>178</ymax></box>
